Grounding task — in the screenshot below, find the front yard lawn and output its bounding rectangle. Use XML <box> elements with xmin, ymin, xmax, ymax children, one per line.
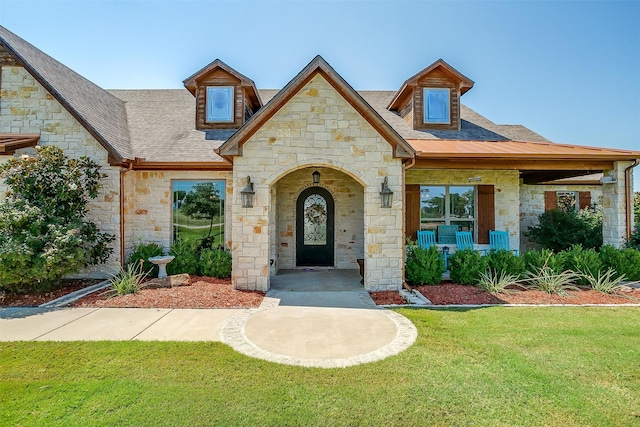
<box><xmin>1</xmin><ymin>307</ymin><xmax>638</xmax><ymax>426</ymax></box>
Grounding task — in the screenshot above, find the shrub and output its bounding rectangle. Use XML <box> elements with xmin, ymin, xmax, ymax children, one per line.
<box><xmin>600</xmin><ymin>245</ymin><xmax>640</xmax><ymax>281</ymax></box>
<box><xmin>167</xmin><ymin>238</ymin><xmax>201</xmax><ymax>275</ymax></box>
<box><xmin>625</xmin><ymin>227</ymin><xmax>640</xmax><ymax>251</ymax></box>
<box><xmin>127</xmin><ymin>240</ymin><xmax>164</xmax><ymax>278</ymax></box>
<box><xmin>558</xmin><ymin>244</ymin><xmax>602</xmax><ymax>286</ymax></box>
<box><xmin>583</xmin><ymin>269</ymin><xmax>627</xmax><ymax>294</ymax></box>
<box><xmin>108</xmin><ymin>263</ymin><xmax>148</xmax><ymax>296</ymax></box>
<box><xmin>200</xmin><ymin>249</ymin><xmax>232</xmax><ymax>279</ymax></box>
<box><xmin>525</xmin><ymin>208</ymin><xmax>602</xmax><ymax>251</ymax></box>
<box><xmin>486</xmin><ymin>249</ymin><xmax>525</xmax><ymax>279</ymax></box>
<box><xmin>477</xmin><ymin>270</ymin><xmax>521</xmax><ymax>294</ymax></box>
<box><xmin>448</xmin><ymin>248</ymin><xmax>488</xmax><ymax>286</ymax></box>
<box><xmin>524</xmin><ymin>266</ymin><xmax>580</xmax><ymax>296</ymax></box>
<box><xmin>405</xmin><ymin>244</ymin><xmax>445</xmax><ymax>285</ymax></box>
<box><xmin>0</xmin><ymin>147</ymin><xmax>114</xmax><ymax>292</ymax></box>
<box><xmin>523</xmin><ymin>249</ymin><xmax>564</xmax><ymax>275</ymax></box>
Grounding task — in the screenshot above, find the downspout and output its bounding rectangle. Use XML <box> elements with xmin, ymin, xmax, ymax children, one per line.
<box><xmin>119</xmin><ymin>161</ymin><xmax>134</xmax><ymax>266</ymax></box>
<box><xmin>625</xmin><ymin>159</ymin><xmax>639</xmax><ymax>239</ymax></box>
<box><xmin>401</xmin><ymin>157</ymin><xmax>416</xmax><ymax>290</ymax></box>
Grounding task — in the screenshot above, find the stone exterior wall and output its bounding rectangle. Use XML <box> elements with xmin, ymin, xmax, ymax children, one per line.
<box><xmin>0</xmin><ymin>66</ymin><xmax>121</xmax><ymax>277</ymax></box>
<box><xmin>274</xmin><ymin>167</ymin><xmax>364</xmax><ymax>271</ymax></box>
<box><xmin>519</xmin><ymin>183</ymin><xmax>603</xmax><ymax>251</ymax></box>
<box><xmin>406</xmin><ymin>169</ymin><xmax>521</xmax><ymax>250</ymax></box>
<box><xmin>602</xmin><ymin>162</ymin><xmax>633</xmax><ymax>247</ymax></box>
<box><xmin>231</xmin><ymin>74</ymin><xmax>404</xmax><ymax>291</ymax></box>
<box><xmin>123</xmin><ymin>170</ymin><xmax>233</xmax><ymax>259</ymax></box>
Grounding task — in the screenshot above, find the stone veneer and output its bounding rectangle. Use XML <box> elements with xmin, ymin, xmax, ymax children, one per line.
<box><xmin>231</xmin><ymin>74</ymin><xmax>404</xmax><ymax>291</ymax></box>
<box><xmin>405</xmin><ymin>169</ymin><xmax>521</xmax><ymax>250</ymax></box>
<box><xmin>0</xmin><ymin>66</ymin><xmax>121</xmax><ymax>277</ymax></box>
<box><xmin>123</xmin><ymin>171</ymin><xmax>232</xmax><ymax>259</ymax></box>
<box><xmin>601</xmin><ymin>161</ymin><xmax>634</xmax><ymax>247</ymax></box>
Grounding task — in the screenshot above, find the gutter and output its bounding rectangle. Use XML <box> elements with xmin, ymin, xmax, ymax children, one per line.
<box><xmin>625</xmin><ymin>159</ymin><xmax>639</xmax><ymax>239</ymax></box>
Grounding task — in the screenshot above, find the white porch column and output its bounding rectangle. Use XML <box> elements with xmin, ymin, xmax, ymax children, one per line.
<box><xmin>602</xmin><ymin>161</ymin><xmax>632</xmax><ymax>248</ymax></box>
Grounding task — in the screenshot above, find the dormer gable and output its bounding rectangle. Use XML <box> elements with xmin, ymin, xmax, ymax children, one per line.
<box><xmin>387</xmin><ymin>59</ymin><xmax>474</xmax><ymax>131</ymax></box>
<box><xmin>183</xmin><ymin>59</ymin><xmax>262</xmax><ymax>130</ymax></box>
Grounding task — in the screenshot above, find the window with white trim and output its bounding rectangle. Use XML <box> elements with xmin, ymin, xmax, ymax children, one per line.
<box><xmin>206</xmin><ymin>86</ymin><xmax>234</xmax><ymax>122</ymax></box>
<box><xmin>420</xmin><ymin>185</ymin><xmax>476</xmax><ymax>240</ymax></box>
<box><xmin>423</xmin><ymin>88</ymin><xmax>450</xmax><ymax>124</ymax></box>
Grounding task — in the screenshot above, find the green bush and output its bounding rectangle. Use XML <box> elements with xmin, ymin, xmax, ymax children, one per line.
<box><xmin>600</xmin><ymin>245</ymin><xmax>640</xmax><ymax>281</ymax></box>
<box><xmin>625</xmin><ymin>227</ymin><xmax>640</xmax><ymax>250</ymax></box>
<box><xmin>486</xmin><ymin>249</ymin><xmax>525</xmax><ymax>279</ymax></box>
<box><xmin>126</xmin><ymin>241</ymin><xmax>164</xmax><ymax>278</ymax></box>
<box><xmin>448</xmin><ymin>248</ymin><xmax>488</xmax><ymax>286</ymax></box>
<box><xmin>200</xmin><ymin>249</ymin><xmax>232</xmax><ymax>279</ymax></box>
<box><xmin>405</xmin><ymin>244</ymin><xmax>444</xmax><ymax>285</ymax></box>
<box><xmin>167</xmin><ymin>238</ymin><xmax>201</xmax><ymax>275</ymax></box>
<box><xmin>524</xmin><ymin>249</ymin><xmax>564</xmax><ymax>275</ymax></box>
<box><xmin>525</xmin><ymin>208</ymin><xmax>602</xmax><ymax>251</ymax></box>
<box><xmin>108</xmin><ymin>263</ymin><xmax>148</xmax><ymax>296</ymax></box>
<box><xmin>0</xmin><ymin>147</ymin><xmax>114</xmax><ymax>292</ymax></box>
<box><xmin>558</xmin><ymin>244</ymin><xmax>602</xmax><ymax>286</ymax></box>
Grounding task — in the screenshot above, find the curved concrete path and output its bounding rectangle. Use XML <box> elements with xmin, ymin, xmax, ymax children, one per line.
<box><xmin>1</xmin><ymin>270</ymin><xmax>418</xmax><ymax>368</ymax></box>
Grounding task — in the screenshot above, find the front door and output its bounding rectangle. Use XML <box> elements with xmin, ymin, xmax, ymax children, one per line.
<box><xmin>296</xmin><ymin>187</ymin><xmax>334</xmax><ymax>266</ymax></box>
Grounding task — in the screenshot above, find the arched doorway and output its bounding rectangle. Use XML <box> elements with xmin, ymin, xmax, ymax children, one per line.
<box><xmin>296</xmin><ymin>187</ymin><xmax>334</xmax><ymax>266</ymax></box>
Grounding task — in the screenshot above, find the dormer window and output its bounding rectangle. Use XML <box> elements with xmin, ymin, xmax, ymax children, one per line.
<box><xmin>206</xmin><ymin>86</ymin><xmax>234</xmax><ymax>123</ymax></box>
<box><xmin>423</xmin><ymin>88</ymin><xmax>450</xmax><ymax>124</ymax></box>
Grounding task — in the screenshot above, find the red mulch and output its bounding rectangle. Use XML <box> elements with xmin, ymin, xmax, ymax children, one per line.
<box><xmin>0</xmin><ymin>279</ymin><xmax>103</xmax><ymax>307</ymax></box>
<box><xmin>370</xmin><ymin>291</ymin><xmax>406</xmax><ymax>305</ymax></box>
<box><xmin>71</xmin><ymin>276</ymin><xmax>264</xmax><ymax>309</ymax></box>
<box><xmin>414</xmin><ymin>283</ymin><xmax>640</xmax><ymax>305</ymax></box>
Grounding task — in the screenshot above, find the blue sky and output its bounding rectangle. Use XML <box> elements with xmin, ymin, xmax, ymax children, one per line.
<box><xmin>1</xmin><ymin>0</ymin><xmax>639</xmax><ymax>186</ymax></box>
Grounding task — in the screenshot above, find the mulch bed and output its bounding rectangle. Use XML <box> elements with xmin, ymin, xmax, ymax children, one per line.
<box><xmin>0</xmin><ymin>279</ymin><xmax>103</xmax><ymax>307</ymax></box>
<box><xmin>414</xmin><ymin>283</ymin><xmax>640</xmax><ymax>305</ymax></box>
<box><xmin>369</xmin><ymin>291</ymin><xmax>406</xmax><ymax>305</ymax></box>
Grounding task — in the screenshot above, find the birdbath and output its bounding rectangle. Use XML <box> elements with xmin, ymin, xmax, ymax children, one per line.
<box><xmin>148</xmin><ymin>256</ymin><xmax>175</xmax><ymax>279</ymax></box>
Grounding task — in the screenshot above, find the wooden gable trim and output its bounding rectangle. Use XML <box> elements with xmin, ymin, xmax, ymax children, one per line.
<box><xmin>216</xmin><ymin>56</ymin><xmax>415</xmax><ymax>160</ymax></box>
<box><xmin>0</xmin><ymin>41</ymin><xmax>124</xmax><ymax>165</ymax></box>
<box><xmin>388</xmin><ymin>59</ymin><xmax>474</xmax><ymax>111</ymax></box>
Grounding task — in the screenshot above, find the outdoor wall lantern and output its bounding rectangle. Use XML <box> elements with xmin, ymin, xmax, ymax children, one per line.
<box><xmin>380</xmin><ymin>176</ymin><xmax>393</xmax><ymax>208</ymax></box>
<box><xmin>312</xmin><ymin>170</ymin><xmax>321</xmax><ymax>184</ymax></box>
<box><xmin>241</xmin><ymin>175</ymin><xmax>255</xmax><ymax>208</ymax></box>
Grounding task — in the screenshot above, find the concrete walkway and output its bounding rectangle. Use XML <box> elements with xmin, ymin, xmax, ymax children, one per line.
<box><xmin>0</xmin><ymin>270</ymin><xmax>418</xmax><ymax>368</ymax></box>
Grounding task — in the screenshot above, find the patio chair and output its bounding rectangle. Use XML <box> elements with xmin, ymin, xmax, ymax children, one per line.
<box><xmin>417</xmin><ymin>230</ymin><xmax>436</xmax><ymax>248</ymax></box>
<box><xmin>489</xmin><ymin>230</ymin><xmax>519</xmax><ymax>255</ymax></box>
<box><xmin>455</xmin><ymin>231</ymin><xmax>475</xmax><ymax>251</ymax></box>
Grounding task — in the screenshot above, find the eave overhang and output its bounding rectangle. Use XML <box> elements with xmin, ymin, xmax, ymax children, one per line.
<box><xmin>0</xmin><ymin>133</ymin><xmax>40</xmax><ymax>154</ymax></box>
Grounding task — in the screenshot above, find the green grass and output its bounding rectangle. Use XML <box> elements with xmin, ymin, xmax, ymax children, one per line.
<box><xmin>1</xmin><ymin>308</ymin><xmax>639</xmax><ymax>426</ymax></box>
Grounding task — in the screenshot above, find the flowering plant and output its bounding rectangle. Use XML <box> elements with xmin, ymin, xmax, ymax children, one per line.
<box><xmin>0</xmin><ymin>146</ymin><xmax>114</xmax><ymax>292</ymax></box>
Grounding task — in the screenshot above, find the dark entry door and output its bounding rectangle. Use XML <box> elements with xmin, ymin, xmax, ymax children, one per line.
<box><xmin>296</xmin><ymin>187</ymin><xmax>334</xmax><ymax>266</ymax></box>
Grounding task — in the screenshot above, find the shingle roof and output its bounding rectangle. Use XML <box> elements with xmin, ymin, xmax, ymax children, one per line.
<box><xmin>107</xmin><ymin>89</ymin><xmax>229</xmax><ymax>163</ymax></box>
<box><xmin>0</xmin><ymin>26</ymin><xmax>132</xmax><ymax>161</ymax></box>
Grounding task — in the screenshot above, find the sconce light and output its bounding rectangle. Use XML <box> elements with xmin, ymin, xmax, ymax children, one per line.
<box><xmin>380</xmin><ymin>176</ymin><xmax>393</xmax><ymax>208</ymax></box>
<box><xmin>467</xmin><ymin>176</ymin><xmax>482</xmax><ymax>182</ymax></box>
<box><xmin>240</xmin><ymin>176</ymin><xmax>255</xmax><ymax>208</ymax></box>
<box><xmin>312</xmin><ymin>170</ymin><xmax>321</xmax><ymax>184</ymax></box>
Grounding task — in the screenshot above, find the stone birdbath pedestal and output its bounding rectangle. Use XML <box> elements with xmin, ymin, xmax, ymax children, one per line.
<box><xmin>148</xmin><ymin>256</ymin><xmax>175</xmax><ymax>279</ymax></box>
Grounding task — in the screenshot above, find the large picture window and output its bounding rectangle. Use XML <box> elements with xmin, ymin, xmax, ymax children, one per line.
<box><xmin>172</xmin><ymin>180</ymin><xmax>225</xmax><ymax>247</ymax></box>
<box><xmin>420</xmin><ymin>185</ymin><xmax>475</xmax><ymax>241</ymax></box>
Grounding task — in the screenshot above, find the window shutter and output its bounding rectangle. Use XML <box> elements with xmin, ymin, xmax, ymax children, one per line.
<box><xmin>578</xmin><ymin>191</ymin><xmax>591</xmax><ymax>210</ymax></box>
<box><xmin>477</xmin><ymin>185</ymin><xmax>495</xmax><ymax>244</ymax></box>
<box><xmin>544</xmin><ymin>191</ymin><xmax>557</xmax><ymax>212</ymax></box>
<box><xmin>405</xmin><ymin>185</ymin><xmax>420</xmax><ymax>241</ymax></box>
